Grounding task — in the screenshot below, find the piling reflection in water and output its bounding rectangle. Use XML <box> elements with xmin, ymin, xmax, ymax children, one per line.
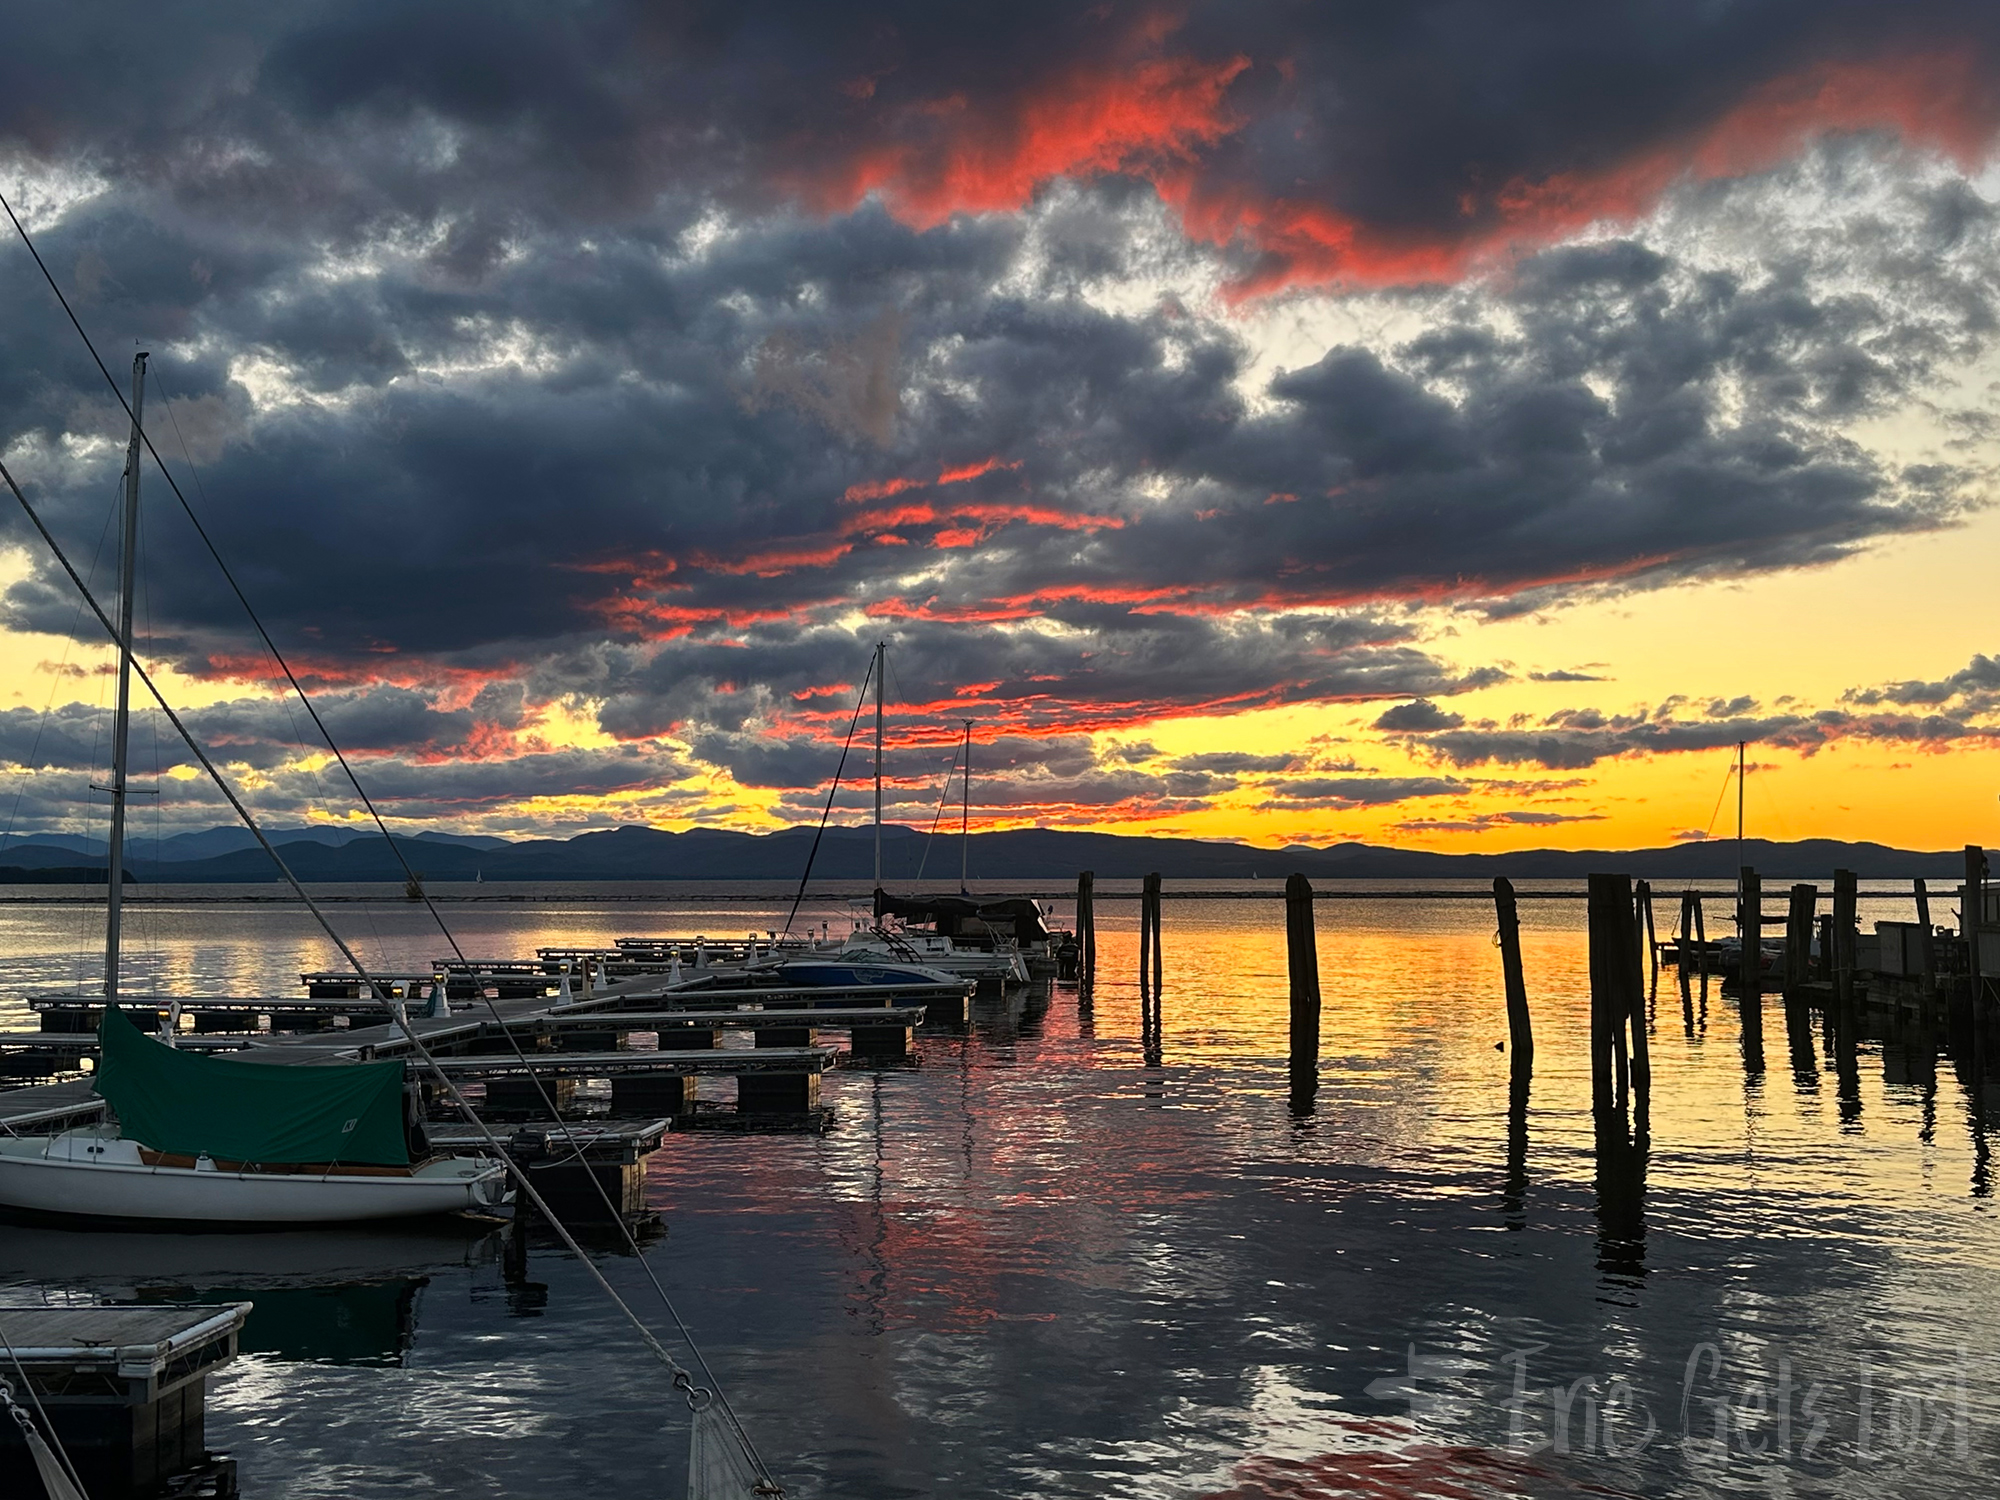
<box><xmin>1501</xmin><ymin>1072</ymin><xmax>1530</xmax><ymax>1229</ymax></box>
<box><xmin>1592</xmin><ymin>1105</ymin><xmax>1649</xmax><ymax>1282</ymax></box>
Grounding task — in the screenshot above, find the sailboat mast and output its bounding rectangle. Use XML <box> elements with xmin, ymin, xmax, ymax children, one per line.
<box><xmin>960</xmin><ymin>718</ymin><xmax>971</xmax><ymax>892</ymax></box>
<box><xmin>1737</xmin><ymin>739</ymin><xmax>1746</xmax><ymax>876</ymax></box>
<box><xmin>873</xmin><ymin>640</ymin><xmax>885</xmax><ymax>887</ymax></box>
<box><xmin>104</xmin><ymin>351</ymin><xmax>147</xmax><ymax>1002</ymax></box>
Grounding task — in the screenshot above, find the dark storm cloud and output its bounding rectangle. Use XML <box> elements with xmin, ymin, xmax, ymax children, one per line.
<box><xmin>1391</xmin><ymin>810</ymin><xmax>1604</xmax><ymax>834</ymax></box>
<box><xmin>1264</xmin><ymin>775</ymin><xmax>1469</xmax><ymax>808</ymax></box>
<box><xmin>1847</xmin><ymin>652</ymin><xmax>2000</xmax><ymax>710</ymax></box>
<box><xmin>15</xmin><ymin>2</ymin><xmax>1995</xmax><ymax>284</ymax></box>
<box><xmin>3</xmin><ymin>3</ymin><xmax>1999</xmax><ymax>811</ymax></box>
<box><xmin>1169</xmin><ymin>751</ymin><xmax>1299</xmax><ymax>774</ymax></box>
<box><xmin>1372</xmin><ymin>700</ymin><xmax>1464</xmax><ymax>733</ymax></box>
<box><xmin>0</xmin><ymin>701</ymin><xmax>133</xmax><ymax>774</ymax></box>
<box><xmin>1417</xmin><ymin>706</ymin><xmax>1999</xmax><ymax>770</ymax></box>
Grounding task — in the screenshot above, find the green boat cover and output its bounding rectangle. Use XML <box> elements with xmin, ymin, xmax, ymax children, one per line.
<box><xmin>94</xmin><ymin>1006</ymin><xmax>411</xmax><ymax>1167</ymax></box>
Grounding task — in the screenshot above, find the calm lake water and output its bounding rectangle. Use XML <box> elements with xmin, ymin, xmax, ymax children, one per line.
<box><xmin>2</xmin><ymin>878</ymin><xmax>1996</xmax><ymax>1499</ymax></box>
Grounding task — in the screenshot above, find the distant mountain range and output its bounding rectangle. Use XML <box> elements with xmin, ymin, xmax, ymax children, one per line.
<box><xmin>0</xmin><ymin>824</ymin><xmax>1980</xmax><ymax>883</ymax></box>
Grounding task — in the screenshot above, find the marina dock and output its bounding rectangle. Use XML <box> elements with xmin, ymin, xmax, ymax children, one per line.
<box><xmin>0</xmin><ymin>1303</ymin><xmax>249</xmax><ymax>1496</ymax></box>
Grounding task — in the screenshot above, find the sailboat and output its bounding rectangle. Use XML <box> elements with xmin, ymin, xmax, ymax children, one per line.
<box><xmin>0</xmin><ymin>354</ymin><xmax>504</xmax><ymax>1225</ymax></box>
<box><xmin>0</xmin><ymin>1011</ymin><xmax>505</xmax><ymax>1222</ymax></box>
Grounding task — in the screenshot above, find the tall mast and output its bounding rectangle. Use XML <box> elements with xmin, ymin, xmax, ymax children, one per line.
<box><xmin>104</xmin><ymin>351</ymin><xmax>147</xmax><ymax>1002</ymax></box>
<box><xmin>1736</xmin><ymin>740</ymin><xmax>1746</xmax><ymax>878</ymax></box>
<box><xmin>960</xmin><ymin>719</ymin><xmax>971</xmax><ymax>892</ymax></box>
<box><xmin>873</xmin><ymin>640</ymin><xmax>885</xmax><ymax>887</ymax></box>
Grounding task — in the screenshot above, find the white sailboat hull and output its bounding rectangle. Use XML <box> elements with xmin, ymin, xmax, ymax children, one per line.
<box><xmin>0</xmin><ymin>1131</ymin><xmax>507</xmax><ymax>1224</ymax></box>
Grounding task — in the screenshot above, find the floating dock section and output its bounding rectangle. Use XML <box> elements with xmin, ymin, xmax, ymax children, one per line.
<box><xmin>0</xmin><ymin>1303</ymin><xmax>249</xmax><ymax>1496</ymax></box>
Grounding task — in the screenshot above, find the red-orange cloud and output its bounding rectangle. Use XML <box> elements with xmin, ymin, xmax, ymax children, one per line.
<box><xmin>811</xmin><ymin>47</ymin><xmax>2000</xmax><ymax>297</ymax></box>
<box><xmin>811</xmin><ymin>55</ymin><xmax>1250</xmax><ymax>227</ymax></box>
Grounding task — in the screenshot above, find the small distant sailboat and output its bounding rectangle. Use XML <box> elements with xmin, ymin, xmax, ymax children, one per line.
<box><xmin>832</xmin><ymin>645</ymin><xmax>1033</xmax><ymax>983</ymax></box>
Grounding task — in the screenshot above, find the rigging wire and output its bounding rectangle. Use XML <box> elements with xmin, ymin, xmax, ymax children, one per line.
<box><xmin>1682</xmin><ymin>752</ymin><xmax>1739</xmax><ymax>896</ymax></box>
<box><xmin>781</xmin><ymin>657</ymin><xmax>875</xmax><ymax>940</ymax></box>
<box><xmin>913</xmin><ymin>749</ymin><xmax>960</xmax><ymax>881</ymax></box>
<box><xmin>0</xmin><ymin>242</ymin><xmax>785</xmax><ymax>1485</ymax></box>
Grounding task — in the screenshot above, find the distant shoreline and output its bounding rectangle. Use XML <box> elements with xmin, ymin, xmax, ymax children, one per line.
<box><xmin>0</xmin><ymin>879</ymin><xmax>1932</xmax><ymax>904</ymax></box>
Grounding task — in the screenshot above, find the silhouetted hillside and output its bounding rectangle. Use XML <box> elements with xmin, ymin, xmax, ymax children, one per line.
<box><xmin>33</xmin><ymin>822</ymin><xmax>1978</xmax><ymax>883</ymax></box>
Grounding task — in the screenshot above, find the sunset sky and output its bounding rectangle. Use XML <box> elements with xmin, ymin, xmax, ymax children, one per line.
<box><xmin>2</xmin><ymin>3</ymin><xmax>1998</xmax><ymax>854</ymax></box>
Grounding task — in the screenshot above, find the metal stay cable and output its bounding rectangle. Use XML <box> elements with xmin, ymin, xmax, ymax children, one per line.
<box><xmin>913</xmin><ymin>749</ymin><xmax>958</xmax><ymax>881</ymax></box>
<box><xmin>781</xmin><ymin>656</ymin><xmax>874</xmax><ymax>939</ymax></box>
<box><xmin>0</xmin><ymin>456</ymin><xmax>788</xmax><ymax>1478</ymax></box>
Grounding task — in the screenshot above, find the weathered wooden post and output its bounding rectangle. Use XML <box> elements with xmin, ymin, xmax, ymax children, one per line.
<box><xmin>1286</xmin><ymin>874</ymin><xmax>1320</xmax><ymax>1111</ymax></box>
<box><xmin>1587</xmin><ymin>874</ymin><xmax>1629</xmax><ymax>1114</ymax></box>
<box><xmin>1915</xmin><ymin>877</ymin><xmax>1937</xmax><ymax>1003</ymax></box>
<box><xmin>1736</xmin><ymin>866</ymin><xmax>1761</xmax><ymax>995</ymax></box>
<box><xmin>1141</xmin><ymin>871</ymin><xmax>1163</xmax><ymax>997</ymax></box>
<box><xmin>1493</xmin><ymin>877</ymin><xmax>1533</xmax><ymax>1077</ymax></box>
<box><xmin>1966</xmin><ymin>847</ymin><xmax>1988</xmax><ymax>1008</ymax></box>
<box><xmin>1076</xmin><ymin>870</ymin><xmax>1096</xmax><ymax>986</ymax></box>
<box><xmin>1832</xmin><ymin>868</ymin><xmax>1859</xmax><ymax>1030</ymax></box>
<box><xmin>1966</xmin><ymin>846</ymin><xmax>1988</xmax><ymax>1075</ymax></box>
<box><xmin>1784</xmin><ymin>884</ymin><xmax>1816</xmax><ymax>998</ymax></box>
<box><xmin>1637</xmin><ymin>879</ymin><xmax>1658</xmax><ymax>988</ymax></box>
<box><xmin>1621</xmin><ymin>879</ymin><xmax>1651</xmax><ymax>1107</ymax></box>
<box><xmin>1736</xmin><ymin>866</ymin><xmax>1764</xmax><ymax>1074</ymax></box>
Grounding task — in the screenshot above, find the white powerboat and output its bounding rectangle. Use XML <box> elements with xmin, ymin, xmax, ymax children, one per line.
<box><xmin>835</xmin><ymin>924</ymin><xmax>1030</xmax><ymax>984</ymax></box>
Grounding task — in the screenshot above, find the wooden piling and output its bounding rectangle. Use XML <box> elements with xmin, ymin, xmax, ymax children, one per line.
<box><xmin>1737</xmin><ymin>866</ymin><xmax>1761</xmax><ymax>996</ymax></box>
<box><xmin>1784</xmin><ymin>884</ymin><xmax>1816</xmax><ymax>998</ymax></box>
<box><xmin>1622</xmin><ymin>881</ymin><xmax>1652</xmax><ymax>1107</ymax></box>
<box><xmin>1286</xmin><ymin>874</ymin><xmax>1321</xmax><ymax>1110</ymax></box>
<box><xmin>1966</xmin><ymin>846</ymin><xmax>1988</xmax><ymax>1009</ymax></box>
<box><xmin>1915</xmin><ymin>877</ymin><xmax>1937</xmax><ymax>1001</ymax></box>
<box><xmin>1140</xmin><ymin>871</ymin><xmax>1163</xmax><ymax>997</ymax></box>
<box><xmin>1493</xmin><ymin>877</ymin><xmax>1533</xmax><ymax>1077</ymax></box>
<box><xmin>1076</xmin><ymin>870</ymin><xmax>1096</xmax><ymax>985</ymax></box>
<box><xmin>1832</xmin><ymin>868</ymin><xmax>1858</xmax><ymax>1023</ymax></box>
<box><xmin>1587</xmin><ymin>874</ymin><xmax>1630</xmax><ymax>1115</ymax></box>
<box><xmin>1637</xmin><ymin>879</ymin><xmax>1658</xmax><ymax>988</ymax></box>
